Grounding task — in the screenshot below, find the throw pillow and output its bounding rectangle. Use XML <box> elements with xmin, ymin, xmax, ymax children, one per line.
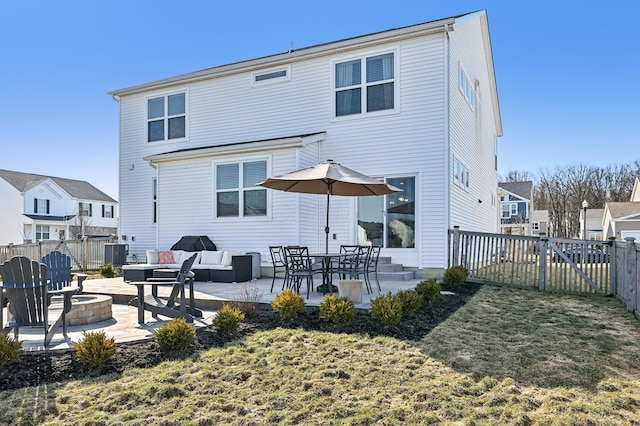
<box><xmin>180</xmin><ymin>251</ymin><xmax>202</xmax><ymax>264</ymax></box>
<box><xmin>146</xmin><ymin>250</ymin><xmax>159</xmax><ymax>264</ymax></box>
<box><xmin>200</xmin><ymin>251</ymin><xmax>224</xmax><ymax>265</ymax></box>
<box><xmin>158</xmin><ymin>250</ymin><xmax>174</xmax><ymax>264</ymax></box>
<box><xmin>172</xmin><ymin>250</ymin><xmax>185</xmax><ymax>263</ymax></box>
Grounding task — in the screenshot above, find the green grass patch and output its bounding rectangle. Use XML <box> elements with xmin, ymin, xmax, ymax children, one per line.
<box><xmin>2</xmin><ymin>286</ymin><xmax>640</xmax><ymax>424</ymax></box>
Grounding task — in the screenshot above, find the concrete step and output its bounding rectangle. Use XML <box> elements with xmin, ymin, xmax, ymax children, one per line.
<box><xmin>377</xmin><ymin>256</ymin><xmax>392</xmax><ymax>264</ymax></box>
<box><xmin>377</xmin><ymin>263</ymin><xmax>404</xmax><ymax>272</ymax></box>
<box><xmin>377</xmin><ymin>270</ymin><xmax>416</xmax><ymax>281</ymax></box>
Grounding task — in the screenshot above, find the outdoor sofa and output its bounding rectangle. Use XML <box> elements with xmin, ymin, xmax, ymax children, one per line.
<box><xmin>122</xmin><ymin>249</ymin><xmax>252</xmax><ymax>283</ymax></box>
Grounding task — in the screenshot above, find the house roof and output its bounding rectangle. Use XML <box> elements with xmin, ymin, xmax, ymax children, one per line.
<box><xmin>109</xmin><ymin>10</ymin><xmax>501</xmax><ymax>136</ymax></box>
<box><xmin>0</xmin><ymin>169</ymin><xmax>116</xmax><ymax>203</ymax></box>
<box><xmin>23</xmin><ymin>214</ymin><xmax>77</xmax><ymax>222</ymax></box>
<box><xmin>606</xmin><ymin>202</ymin><xmax>640</xmax><ymax>220</ymax></box>
<box><xmin>498</xmin><ymin>181</ymin><xmax>533</xmax><ymax>201</ymax></box>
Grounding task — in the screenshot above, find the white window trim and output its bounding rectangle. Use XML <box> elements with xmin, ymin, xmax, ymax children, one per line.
<box><xmin>331</xmin><ymin>47</ymin><xmax>400</xmax><ymax>121</ymax></box>
<box><xmin>145</xmin><ymin>88</ymin><xmax>190</xmax><ymax>144</ymax></box>
<box><xmin>251</xmin><ymin>65</ymin><xmax>291</xmax><ymax>86</ymax></box>
<box><xmin>458</xmin><ymin>64</ymin><xmax>475</xmax><ymax>110</ymax></box>
<box><xmin>213</xmin><ymin>156</ymin><xmax>271</xmax><ymax>222</ymax></box>
<box><xmin>453</xmin><ymin>157</ymin><xmax>470</xmax><ymax>191</ymax></box>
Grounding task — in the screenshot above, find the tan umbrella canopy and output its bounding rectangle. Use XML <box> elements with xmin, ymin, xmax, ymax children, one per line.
<box><xmin>258</xmin><ymin>160</ymin><xmax>401</xmax><ymax>252</ymax></box>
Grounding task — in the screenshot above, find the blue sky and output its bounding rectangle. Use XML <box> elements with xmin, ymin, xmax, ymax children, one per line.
<box><xmin>1</xmin><ymin>1</ymin><xmax>638</xmax><ymax>200</ymax></box>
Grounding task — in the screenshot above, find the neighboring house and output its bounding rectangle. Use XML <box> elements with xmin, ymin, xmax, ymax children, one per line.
<box><xmin>581</xmin><ymin>208</ymin><xmax>604</xmax><ymax>240</ymax></box>
<box><xmin>531</xmin><ymin>209</ymin><xmax>552</xmax><ymax>237</ymax></box>
<box><xmin>109</xmin><ymin>10</ymin><xmax>502</xmax><ymax>276</ymax></box>
<box><xmin>497</xmin><ymin>181</ymin><xmax>533</xmax><ymax>235</ymax></box>
<box><xmin>603</xmin><ymin>178</ymin><xmax>640</xmax><ymax>241</ymax></box>
<box><xmin>0</xmin><ymin>169</ymin><xmax>118</xmax><ymax>245</ymax></box>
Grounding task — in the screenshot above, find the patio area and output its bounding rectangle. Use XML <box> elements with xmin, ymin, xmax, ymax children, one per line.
<box><xmin>5</xmin><ymin>275</ymin><xmax>423</xmax><ymax>352</ymax></box>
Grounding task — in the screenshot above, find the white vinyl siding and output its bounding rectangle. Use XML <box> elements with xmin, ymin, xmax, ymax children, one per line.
<box><xmin>115</xmin><ymin>12</ymin><xmax>500</xmax><ymax>270</ymax></box>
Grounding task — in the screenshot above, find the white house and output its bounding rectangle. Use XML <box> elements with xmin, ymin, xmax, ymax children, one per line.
<box><xmin>0</xmin><ymin>169</ymin><xmax>118</xmax><ymax>245</ymax></box>
<box><xmin>109</xmin><ymin>10</ymin><xmax>502</xmax><ymax>277</ymax></box>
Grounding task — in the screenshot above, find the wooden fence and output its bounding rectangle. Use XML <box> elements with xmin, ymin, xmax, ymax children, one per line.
<box><xmin>449</xmin><ymin>227</ymin><xmax>640</xmax><ymax>319</ymax></box>
<box><xmin>0</xmin><ymin>237</ymin><xmax>117</xmax><ymax>272</ymax></box>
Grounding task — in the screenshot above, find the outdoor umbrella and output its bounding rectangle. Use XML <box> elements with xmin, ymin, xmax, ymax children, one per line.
<box><xmin>258</xmin><ymin>160</ymin><xmax>402</xmax><ymax>253</ymax></box>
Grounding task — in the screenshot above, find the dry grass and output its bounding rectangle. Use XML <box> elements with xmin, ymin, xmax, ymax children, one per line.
<box><xmin>2</xmin><ymin>285</ymin><xmax>640</xmax><ymax>424</ymax></box>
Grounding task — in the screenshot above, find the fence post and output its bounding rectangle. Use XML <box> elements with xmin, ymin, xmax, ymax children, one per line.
<box><xmin>609</xmin><ymin>237</ymin><xmax>617</xmax><ymax>295</ymax></box>
<box><xmin>83</xmin><ymin>236</ymin><xmax>89</xmax><ymax>271</ymax></box>
<box><xmin>451</xmin><ymin>226</ymin><xmax>460</xmax><ymax>267</ymax></box>
<box><xmin>625</xmin><ymin>237</ymin><xmax>636</xmax><ymax>312</ymax></box>
<box><xmin>538</xmin><ymin>236</ymin><xmax>548</xmax><ymax>292</ymax></box>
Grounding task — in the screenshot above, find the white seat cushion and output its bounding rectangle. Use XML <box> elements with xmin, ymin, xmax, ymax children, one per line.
<box><xmin>221</xmin><ymin>251</ymin><xmax>245</xmax><ymax>267</ymax></box>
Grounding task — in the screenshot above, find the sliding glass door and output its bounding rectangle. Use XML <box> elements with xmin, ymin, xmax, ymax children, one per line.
<box><xmin>357</xmin><ymin>176</ymin><xmax>415</xmax><ymax>249</ymax></box>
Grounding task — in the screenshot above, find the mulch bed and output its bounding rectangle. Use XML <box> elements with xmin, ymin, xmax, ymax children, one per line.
<box><xmin>0</xmin><ymin>283</ymin><xmax>481</xmax><ymax>391</ymax></box>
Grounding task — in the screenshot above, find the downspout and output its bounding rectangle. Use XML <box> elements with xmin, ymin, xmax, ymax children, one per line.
<box><xmin>443</xmin><ymin>23</ymin><xmax>452</xmax><ymax>264</ymax></box>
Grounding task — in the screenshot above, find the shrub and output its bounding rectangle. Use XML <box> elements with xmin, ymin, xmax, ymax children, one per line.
<box><xmin>443</xmin><ymin>265</ymin><xmax>469</xmax><ymax>286</ymax></box>
<box><xmin>99</xmin><ymin>263</ymin><xmax>117</xmax><ymax>278</ymax></box>
<box><xmin>370</xmin><ymin>292</ymin><xmax>403</xmax><ymax>325</ymax></box>
<box><xmin>271</xmin><ymin>288</ymin><xmax>305</xmax><ymax>321</ymax></box>
<box><xmin>415</xmin><ymin>278</ymin><xmax>442</xmax><ymax>304</ymax></box>
<box><xmin>319</xmin><ymin>295</ymin><xmax>357</xmax><ymax>323</ymax></box>
<box><xmin>0</xmin><ymin>332</ymin><xmax>22</xmax><ymax>368</ymax></box>
<box><xmin>395</xmin><ymin>289</ymin><xmax>423</xmax><ymax>315</ymax></box>
<box><xmin>229</xmin><ymin>283</ymin><xmax>264</xmax><ymax>318</ymax></box>
<box><xmin>73</xmin><ymin>331</ymin><xmax>116</xmax><ymax>370</ymax></box>
<box><xmin>154</xmin><ymin>318</ymin><xmax>196</xmax><ymax>352</ymax></box>
<box><xmin>213</xmin><ymin>304</ymin><xmax>245</xmax><ymax>334</ymax></box>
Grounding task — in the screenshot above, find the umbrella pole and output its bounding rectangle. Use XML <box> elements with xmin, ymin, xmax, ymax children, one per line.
<box><xmin>325</xmin><ymin>190</ymin><xmax>330</xmax><ymax>254</ymax></box>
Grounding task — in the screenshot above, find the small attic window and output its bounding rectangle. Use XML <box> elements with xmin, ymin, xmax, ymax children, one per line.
<box><xmin>252</xmin><ymin>66</ymin><xmax>290</xmax><ymax>85</ymax></box>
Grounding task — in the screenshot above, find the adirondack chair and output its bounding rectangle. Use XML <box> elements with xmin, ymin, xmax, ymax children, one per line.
<box><xmin>0</xmin><ymin>256</ymin><xmax>76</xmax><ymax>347</ymax></box>
<box><xmin>42</xmin><ymin>251</ymin><xmax>87</xmax><ymax>294</ymax></box>
<box><xmin>128</xmin><ymin>253</ymin><xmax>202</xmax><ymax>324</ymax></box>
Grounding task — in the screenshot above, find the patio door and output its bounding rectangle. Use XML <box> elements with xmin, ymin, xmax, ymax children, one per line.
<box><xmin>357</xmin><ymin>176</ymin><xmax>415</xmax><ymax>249</ymax></box>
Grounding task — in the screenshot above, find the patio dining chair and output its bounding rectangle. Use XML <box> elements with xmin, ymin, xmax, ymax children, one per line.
<box><xmin>284</xmin><ymin>246</ymin><xmax>322</xmax><ymax>299</ymax></box>
<box><xmin>269</xmin><ymin>246</ymin><xmax>289</xmax><ymax>292</ymax></box>
<box><xmin>363</xmin><ymin>245</ymin><xmax>382</xmax><ymax>294</ymax></box>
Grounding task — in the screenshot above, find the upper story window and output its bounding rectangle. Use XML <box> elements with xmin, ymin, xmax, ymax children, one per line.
<box><xmin>501</xmin><ymin>203</ymin><xmax>518</xmax><ymax>218</ymax></box>
<box><xmin>79</xmin><ymin>202</ymin><xmax>92</xmax><ymax>217</ymax></box>
<box><xmin>453</xmin><ymin>158</ymin><xmax>470</xmax><ymax>190</ymax></box>
<box><xmin>147</xmin><ymin>92</ymin><xmax>186</xmax><ymax>142</ymax></box>
<box><xmin>102</xmin><ymin>205</ymin><xmax>114</xmax><ymax>218</ymax></box>
<box><xmin>335</xmin><ymin>52</ymin><xmax>395</xmax><ymax>117</ymax></box>
<box><xmin>532</xmin><ymin>221</ymin><xmax>540</xmax><ymax>231</ymax></box>
<box><xmin>215</xmin><ymin>160</ymin><xmax>267</xmax><ymax>218</ymax></box>
<box><xmin>458</xmin><ymin>65</ymin><xmax>475</xmax><ymax>109</ymax></box>
<box><xmin>34</xmin><ymin>198</ymin><xmax>50</xmax><ymax>214</ymax></box>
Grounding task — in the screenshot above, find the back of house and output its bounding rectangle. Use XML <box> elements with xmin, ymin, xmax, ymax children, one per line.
<box><xmin>110</xmin><ymin>10</ymin><xmax>502</xmax><ymax>277</ymax></box>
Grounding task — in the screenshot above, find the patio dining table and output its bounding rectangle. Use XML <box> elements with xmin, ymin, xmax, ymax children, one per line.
<box><xmin>309</xmin><ymin>252</ymin><xmax>356</xmax><ymax>296</ymax></box>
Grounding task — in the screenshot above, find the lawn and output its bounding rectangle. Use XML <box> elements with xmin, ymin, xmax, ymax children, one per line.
<box><xmin>2</xmin><ymin>285</ymin><xmax>640</xmax><ymax>425</ymax></box>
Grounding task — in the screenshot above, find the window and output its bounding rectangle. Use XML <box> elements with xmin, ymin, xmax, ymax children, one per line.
<box><xmin>79</xmin><ymin>202</ymin><xmax>92</xmax><ymax>217</ymax></box>
<box><xmin>102</xmin><ymin>204</ymin><xmax>114</xmax><ymax>218</ymax></box>
<box><xmin>36</xmin><ymin>225</ymin><xmax>50</xmax><ymax>240</ymax></box>
<box><xmin>501</xmin><ymin>204</ymin><xmax>510</xmax><ymax>218</ymax></box>
<box><xmin>458</xmin><ymin>65</ymin><xmax>475</xmax><ymax>109</ymax></box>
<box><xmin>335</xmin><ymin>52</ymin><xmax>395</xmax><ymax>117</ymax></box>
<box><xmin>532</xmin><ymin>222</ymin><xmax>540</xmax><ymax>231</ymax></box>
<box><xmin>147</xmin><ymin>92</ymin><xmax>186</xmax><ymax>142</ymax></box>
<box><xmin>152</xmin><ymin>178</ymin><xmax>158</xmax><ymax>224</ymax></box>
<box><xmin>34</xmin><ymin>198</ymin><xmax>50</xmax><ymax>214</ymax></box>
<box><xmin>453</xmin><ymin>158</ymin><xmax>470</xmax><ymax>190</ymax></box>
<box><xmin>215</xmin><ymin>160</ymin><xmax>267</xmax><ymax>218</ymax></box>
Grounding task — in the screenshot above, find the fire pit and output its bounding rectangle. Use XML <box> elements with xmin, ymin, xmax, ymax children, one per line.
<box><xmin>67</xmin><ymin>294</ymin><xmax>113</xmax><ymax>326</ymax></box>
